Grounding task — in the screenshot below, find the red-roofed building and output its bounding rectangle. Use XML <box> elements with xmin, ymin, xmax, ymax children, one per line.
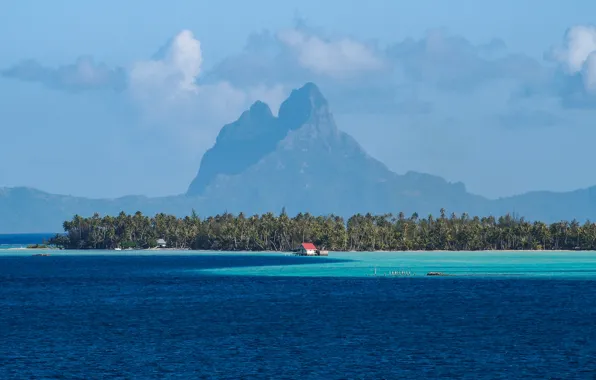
<box><xmin>298</xmin><ymin>242</ymin><xmax>317</xmax><ymax>256</ymax></box>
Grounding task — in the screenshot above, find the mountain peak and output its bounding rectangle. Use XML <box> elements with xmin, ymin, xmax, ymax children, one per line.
<box><xmin>278</xmin><ymin>82</ymin><xmax>330</xmax><ymax>131</ymax></box>
<box><xmin>292</xmin><ymin>82</ymin><xmax>326</xmax><ymax>105</ymax></box>
<box><xmin>249</xmin><ymin>100</ymin><xmax>273</xmax><ymax>117</ymax></box>
<box><xmin>187</xmin><ymin>82</ymin><xmax>336</xmax><ymax>196</ymax></box>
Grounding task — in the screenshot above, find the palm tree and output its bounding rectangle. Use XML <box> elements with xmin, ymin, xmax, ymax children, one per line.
<box><xmin>48</xmin><ymin>209</ymin><xmax>596</xmax><ymax>253</ymax></box>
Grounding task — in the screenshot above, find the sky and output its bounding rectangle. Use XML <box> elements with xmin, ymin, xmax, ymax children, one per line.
<box><xmin>2</xmin><ymin>0</ymin><xmax>596</xmax><ymax>199</ymax></box>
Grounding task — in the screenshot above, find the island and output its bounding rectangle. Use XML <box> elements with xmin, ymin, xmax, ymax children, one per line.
<box><xmin>46</xmin><ymin>209</ymin><xmax>594</xmax><ymax>251</ymax></box>
<box><xmin>27</xmin><ymin>244</ymin><xmax>51</xmax><ymax>249</ymax></box>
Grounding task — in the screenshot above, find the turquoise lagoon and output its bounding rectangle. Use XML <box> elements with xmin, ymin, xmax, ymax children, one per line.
<box><xmin>201</xmin><ymin>251</ymin><xmax>596</xmax><ymax>278</ymax></box>
<box><xmin>4</xmin><ymin>248</ymin><xmax>596</xmax><ymax>279</ymax></box>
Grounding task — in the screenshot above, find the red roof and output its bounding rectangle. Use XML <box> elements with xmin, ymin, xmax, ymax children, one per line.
<box><xmin>301</xmin><ymin>243</ymin><xmax>317</xmax><ymax>250</ymax></box>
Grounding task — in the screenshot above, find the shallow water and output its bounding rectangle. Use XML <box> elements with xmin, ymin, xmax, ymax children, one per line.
<box><xmin>5</xmin><ymin>249</ymin><xmax>596</xmax><ymax>278</ymax></box>
<box><xmin>2</xmin><ymin>252</ymin><xmax>596</xmax><ymax>378</ymax></box>
<box><xmin>201</xmin><ymin>251</ymin><xmax>596</xmax><ymax>278</ymax></box>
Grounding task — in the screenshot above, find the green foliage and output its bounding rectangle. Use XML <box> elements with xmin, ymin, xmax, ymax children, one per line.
<box><xmin>120</xmin><ymin>241</ymin><xmax>138</xmax><ymax>249</ymax></box>
<box><xmin>26</xmin><ymin>244</ymin><xmax>49</xmax><ymax>249</ymax></box>
<box><xmin>47</xmin><ymin>234</ymin><xmax>69</xmax><ymax>249</ymax></box>
<box><xmin>50</xmin><ymin>210</ymin><xmax>596</xmax><ymax>251</ymax></box>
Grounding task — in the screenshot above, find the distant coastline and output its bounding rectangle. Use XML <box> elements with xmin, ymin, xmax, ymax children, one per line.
<box><xmin>43</xmin><ymin>210</ymin><xmax>596</xmax><ymax>252</ymax></box>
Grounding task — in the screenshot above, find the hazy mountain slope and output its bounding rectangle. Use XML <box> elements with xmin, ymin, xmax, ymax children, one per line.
<box><xmin>495</xmin><ymin>187</ymin><xmax>596</xmax><ymax>222</ymax></box>
<box><xmin>187</xmin><ymin>100</ymin><xmax>284</xmax><ymax>195</ymax></box>
<box><xmin>0</xmin><ymin>187</ymin><xmax>203</xmax><ymax>233</ymax></box>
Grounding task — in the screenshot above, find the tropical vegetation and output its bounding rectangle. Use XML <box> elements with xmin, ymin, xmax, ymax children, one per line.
<box><xmin>26</xmin><ymin>244</ymin><xmax>49</xmax><ymax>249</ymax></box>
<box><xmin>48</xmin><ymin>209</ymin><xmax>596</xmax><ymax>251</ymax></box>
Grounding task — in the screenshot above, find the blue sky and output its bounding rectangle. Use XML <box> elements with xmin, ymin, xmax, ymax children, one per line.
<box><xmin>2</xmin><ymin>0</ymin><xmax>596</xmax><ymax>199</ymax></box>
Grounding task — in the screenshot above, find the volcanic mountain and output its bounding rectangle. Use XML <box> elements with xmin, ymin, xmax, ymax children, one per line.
<box><xmin>186</xmin><ymin>82</ymin><xmax>489</xmax><ymax>217</ymax></box>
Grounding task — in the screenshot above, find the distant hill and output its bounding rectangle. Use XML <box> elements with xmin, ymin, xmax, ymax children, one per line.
<box><xmin>496</xmin><ymin>187</ymin><xmax>596</xmax><ymax>223</ymax></box>
<box><xmin>0</xmin><ymin>187</ymin><xmax>202</xmax><ymax>233</ymax></box>
<box><xmin>2</xmin><ymin>82</ymin><xmax>596</xmax><ymax>233</ymax></box>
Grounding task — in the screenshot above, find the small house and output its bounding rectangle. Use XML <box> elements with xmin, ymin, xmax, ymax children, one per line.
<box><xmin>298</xmin><ymin>242</ymin><xmax>317</xmax><ymax>256</ymax></box>
<box><xmin>156</xmin><ymin>238</ymin><xmax>167</xmax><ymax>248</ymax></box>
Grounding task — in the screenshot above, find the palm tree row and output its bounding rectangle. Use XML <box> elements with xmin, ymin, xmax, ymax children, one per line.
<box><xmin>49</xmin><ymin>209</ymin><xmax>596</xmax><ymax>251</ymax></box>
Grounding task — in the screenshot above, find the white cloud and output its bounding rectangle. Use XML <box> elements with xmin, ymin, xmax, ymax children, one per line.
<box><xmin>584</xmin><ymin>53</ymin><xmax>596</xmax><ymax>91</ymax></box>
<box><xmin>129</xmin><ymin>29</ymin><xmax>285</xmax><ymax>114</ymax></box>
<box><xmin>552</xmin><ymin>26</ymin><xmax>596</xmax><ymax>73</ymax></box>
<box><xmin>551</xmin><ymin>25</ymin><xmax>596</xmax><ymax>92</ymax></box>
<box><xmin>64</xmin><ymin>57</ymin><xmax>119</xmax><ymax>88</ymax></box>
<box><xmin>386</xmin><ymin>29</ymin><xmax>543</xmax><ymax>92</ymax></box>
<box><xmin>277</xmin><ymin>29</ymin><xmax>384</xmax><ymax>78</ymax></box>
<box><xmin>1</xmin><ymin>56</ymin><xmax>126</xmax><ymax>92</ymax></box>
<box><xmin>127</xmin><ymin>29</ymin><xmax>287</xmax><ymax>148</ymax></box>
<box><xmin>129</xmin><ymin>30</ymin><xmax>203</xmax><ymax>104</ymax></box>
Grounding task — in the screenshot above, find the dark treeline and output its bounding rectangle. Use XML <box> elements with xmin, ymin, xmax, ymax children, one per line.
<box><xmin>49</xmin><ymin>209</ymin><xmax>596</xmax><ymax>251</ymax></box>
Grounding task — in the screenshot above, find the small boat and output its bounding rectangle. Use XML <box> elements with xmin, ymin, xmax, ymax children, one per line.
<box><xmin>426</xmin><ymin>272</ymin><xmax>450</xmax><ymax>276</ymax></box>
<box><xmin>32</xmin><ymin>253</ymin><xmax>51</xmax><ymax>257</ymax></box>
<box><xmin>114</xmin><ymin>248</ymin><xmax>122</xmax><ymax>251</ymax></box>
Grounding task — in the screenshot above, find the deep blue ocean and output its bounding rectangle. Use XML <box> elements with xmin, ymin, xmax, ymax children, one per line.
<box><xmin>0</xmin><ymin>233</ymin><xmax>56</xmax><ymax>247</ymax></box>
<box><xmin>2</xmin><ymin>254</ymin><xmax>596</xmax><ymax>379</ymax></box>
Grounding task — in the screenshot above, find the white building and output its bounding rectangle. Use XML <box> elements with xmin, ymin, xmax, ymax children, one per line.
<box><xmin>156</xmin><ymin>238</ymin><xmax>167</xmax><ymax>248</ymax></box>
<box><xmin>298</xmin><ymin>242</ymin><xmax>317</xmax><ymax>256</ymax></box>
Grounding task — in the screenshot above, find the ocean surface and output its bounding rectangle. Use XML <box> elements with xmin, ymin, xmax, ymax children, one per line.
<box><xmin>0</xmin><ymin>233</ymin><xmax>56</xmax><ymax>249</ymax></box>
<box><xmin>2</xmin><ymin>250</ymin><xmax>596</xmax><ymax>378</ymax></box>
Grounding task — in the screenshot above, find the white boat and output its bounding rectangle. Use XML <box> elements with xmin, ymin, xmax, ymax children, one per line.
<box><xmin>114</xmin><ymin>247</ymin><xmax>122</xmax><ymax>251</ymax></box>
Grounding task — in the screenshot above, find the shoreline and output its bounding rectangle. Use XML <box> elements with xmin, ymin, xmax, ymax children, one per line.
<box><xmin>1</xmin><ymin>248</ymin><xmax>594</xmax><ymax>255</ymax></box>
